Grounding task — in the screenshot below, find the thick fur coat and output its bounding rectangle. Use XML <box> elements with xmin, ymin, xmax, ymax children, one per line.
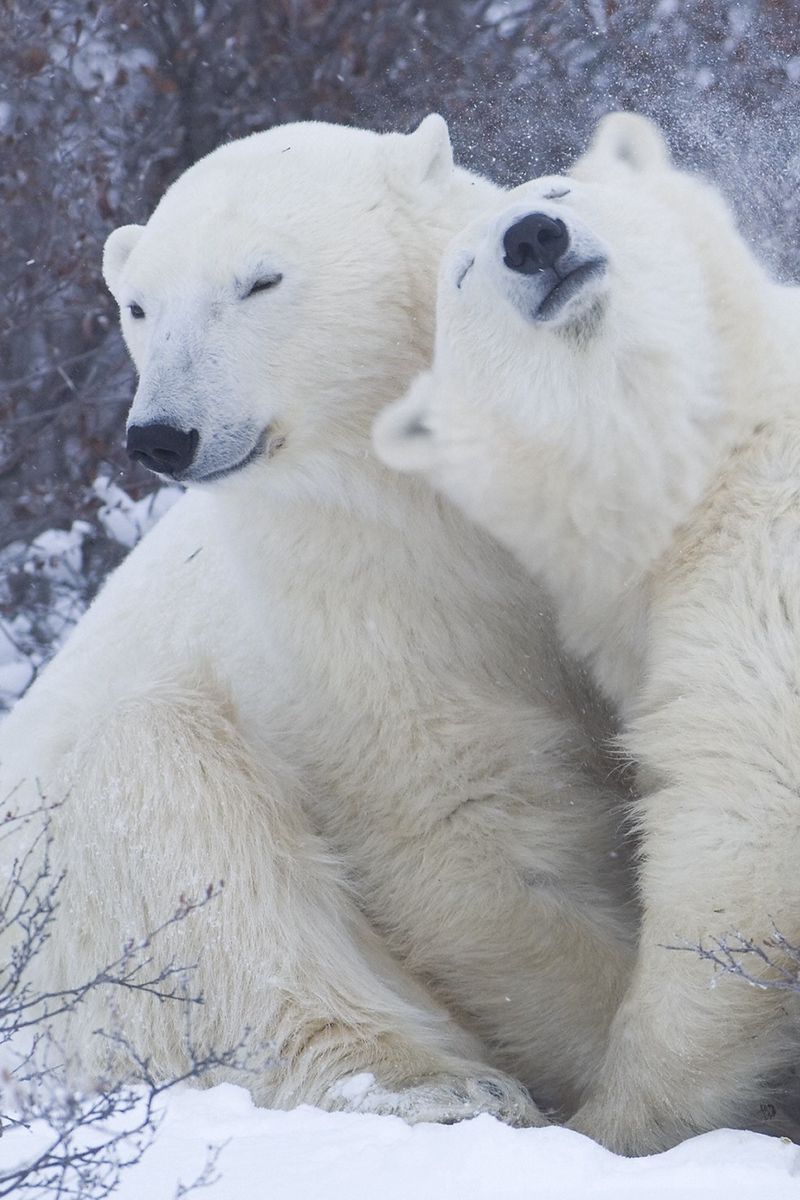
<box><xmin>0</xmin><ymin>117</ymin><xmax>634</xmax><ymax>1124</ymax></box>
<box><xmin>376</xmin><ymin>113</ymin><xmax>800</xmax><ymax>1150</ymax></box>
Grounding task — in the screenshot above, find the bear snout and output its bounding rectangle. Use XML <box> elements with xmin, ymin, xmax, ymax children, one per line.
<box><xmin>127</xmin><ymin>422</ymin><xmax>199</xmax><ymax>477</ymax></box>
<box><xmin>503</xmin><ymin>214</ymin><xmax>569</xmax><ymax>274</ymax></box>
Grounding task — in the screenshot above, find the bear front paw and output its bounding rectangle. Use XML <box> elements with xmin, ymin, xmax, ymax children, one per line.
<box><xmin>324</xmin><ymin>1068</ymin><xmax>545</xmax><ymax>1127</ymax></box>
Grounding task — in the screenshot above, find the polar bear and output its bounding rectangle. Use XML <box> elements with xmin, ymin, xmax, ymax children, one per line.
<box><xmin>0</xmin><ymin>116</ymin><xmax>635</xmax><ymax>1124</ymax></box>
<box><xmin>375</xmin><ymin>113</ymin><xmax>800</xmax><ymax>1149</ymax></box>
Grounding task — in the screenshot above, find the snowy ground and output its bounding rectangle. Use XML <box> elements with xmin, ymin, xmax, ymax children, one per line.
<box><xmin>1</xmin><ymin>1082</ymin><xmax>799</xmax><ymax>1199</ymax></box>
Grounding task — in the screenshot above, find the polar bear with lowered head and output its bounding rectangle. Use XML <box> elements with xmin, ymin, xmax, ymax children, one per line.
<box><xmin>375</xmin><ymin>112</ymin><xmax>800</xmax><ymax>1150</ymax></box>
<box><xmin>0</xmin><ymin>116</ymin><xmax>634</xmax><ymax>1124</ymax></box>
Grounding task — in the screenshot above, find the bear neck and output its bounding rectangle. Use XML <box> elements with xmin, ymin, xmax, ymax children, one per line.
<box><xmin>206</xmin><ymin>442</ymin><xmax>559</xmax><ymax>724</ymax></box>
<box><xmin>481</xmin><ymin>352</ymin><xmax>742</xmax><ymax>713</ymax></box>
<box><xmin>530</xmin><ymin>333</ymin><xmax>789</xmax><ymax>713</ymax></box>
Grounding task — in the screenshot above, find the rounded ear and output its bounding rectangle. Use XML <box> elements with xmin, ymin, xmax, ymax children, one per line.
<box><xmin>103</xmin><ymin>224</ymin><xmax>144</xmax><ymax>296</ymax></box>
<box><xmin>399</xmin><ymin>114</ymin><xmax>454</xmax><ymax>187</ymax></box>
<box><xmin>373</xmin><ymin>376</ymin><xmax>440</xmax><ymax>475</ymax></box>
<box><xmin>581</xmin><ymin>112</ymin><xmax>671</xmax><ymax>173</ymax></box>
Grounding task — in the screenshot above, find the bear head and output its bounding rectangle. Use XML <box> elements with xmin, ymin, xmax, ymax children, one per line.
<box><xmin>374</xmin><ymin>111</ymin><xmax>774</xmax><ymax>541</ymax></box>
<box><xmin>374</xmin><ymin>112</ymin><xmax>777</xmax><ymax>706</ymax></box>
<box><xmin>374</xmin><ymin>112</ymin><xmax>767</xmax><ymax>478</ymax></box>
<box><xmin>103</xmin><ymin>116</ymin><xmax>497</xmax><ymax>487</ymax></box>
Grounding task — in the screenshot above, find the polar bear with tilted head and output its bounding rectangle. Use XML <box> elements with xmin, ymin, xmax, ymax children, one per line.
<box><xmin>376</xmin><ymin>112</ymin><xmax>800</xmax><ymax>1151</ymax></box>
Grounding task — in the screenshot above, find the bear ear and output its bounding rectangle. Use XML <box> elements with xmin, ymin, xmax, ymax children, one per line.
<box><xmin>584</xmin><ymin>112</ymin><xmax>671</xmax><ymax>173</ymax></box>
<box><xmin>373</xmin><ymin>377</ymin><xmax>440</xmax><ymax>475</ymax></box>
<box><xmin>103</xmin><ymin>224</ymin><xmax>145</xmax><ymax>296</ymax></box>
<box><xmin>401</xmin><ymin>114</ymin><xmax>454</xmax><ymax>186</ymax></box>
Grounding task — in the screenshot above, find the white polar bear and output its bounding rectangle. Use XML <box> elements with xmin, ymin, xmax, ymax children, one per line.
<box><xmin>375</xmin><ymin>113</ymin><xmax>800</xmax><ymax>1150</ymax></box>
<box><xmin>0</xmin><ymin>116</ymin><xmax>635</xmax><ymax>1124</ymax></box>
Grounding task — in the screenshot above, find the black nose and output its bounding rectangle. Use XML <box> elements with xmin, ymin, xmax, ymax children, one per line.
<box><xmin>127</xmin><ymin>423</ymin><xmax>199</xmax><ymax>476</ymax></box>
<box><xmin>503</xmin><ymin>214</ymin><xmax>569</xmax><ymax>274</ymax></box>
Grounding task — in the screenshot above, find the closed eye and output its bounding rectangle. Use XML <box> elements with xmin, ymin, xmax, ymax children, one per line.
<box><xmin>543</xmin><ymin>187</ymin><xmax>570</xmax><ymax>200</ymax></box>
<box><xmin>245</xmin><ymin>273</ymin><xmax>283</xmax><ymax>297</ymax></box>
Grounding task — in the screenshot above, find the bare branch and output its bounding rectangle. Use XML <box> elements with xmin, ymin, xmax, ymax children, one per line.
<box><xmin>0</xmin><ymin>805</ymin><xmax>265</xmax><ymax>1198</ymax></box>
<box><xmin>668</xmin><ymin>928</ymin><xmax>800</xmax><ymax>993</ymax></box>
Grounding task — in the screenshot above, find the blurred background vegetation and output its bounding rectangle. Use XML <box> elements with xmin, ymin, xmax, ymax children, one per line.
<box><xmin>1</xmin><ymin>0</ymin><xmax>799</xmax><ymax>698</ymax></box>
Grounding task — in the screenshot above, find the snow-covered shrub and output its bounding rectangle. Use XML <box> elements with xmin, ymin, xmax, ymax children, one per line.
<box><xmin>0</xmin><ymin>479</ymin><xmax>180</xmax><ymax>711</ymax></box>
<box><xmin>0</xmin><ymin>803</ymin><xmax>257</xmax><ymax>1198</ymax></box>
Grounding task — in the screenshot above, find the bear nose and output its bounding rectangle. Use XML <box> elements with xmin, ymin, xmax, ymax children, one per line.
<box><xmin>503</xmin><ymin>214</ymin><xmax>569</xmax><ymax>274</ymax></box>
<box><xmin>127</xmin><ymin>423</ymin><xmax>199</xmax><ymax>476</ymax></box>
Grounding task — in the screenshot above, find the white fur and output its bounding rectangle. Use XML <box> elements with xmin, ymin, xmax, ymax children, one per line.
<box><xmin>0</xmin><ymin>117</ymin><xmax>635</xmax><ymax>1124</ymax></box>
<box><xmin>376</xmin><ymin>112</ymin><xmax>800</xmax><ymax>1149</ymax></box>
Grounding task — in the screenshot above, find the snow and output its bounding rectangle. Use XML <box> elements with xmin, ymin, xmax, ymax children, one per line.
<box><xmin>93</xmin><ymin>474</ymin><xmax>182</xmax><ymax>549</ymax></box>
<box><xmin>0</xmin><ymin>657</ymin><xmax>34</xmax><ymax>701</ymax></box>
<box><xmin>24</xmin><ymin>522</ymin><xmax>94</xmax><ymax>584</ymax></box>
<box><xmin>1</xmin><ymin>1083</ymin><xmax>798</xmax><ymax>1199</ymax></box>
<box><xmin>0</xmin><ymin>478</ymin><xmax>182</xmax><ymax>711</ymax></box>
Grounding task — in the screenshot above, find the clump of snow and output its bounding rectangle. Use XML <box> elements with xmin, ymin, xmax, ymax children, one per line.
<box><xmin>1</xmin><ymin>1083</ymin><xmax>797</xmax><ymax>1200</ymax></box>
<box><xmin>0</xmin><ymin>477</ymin><xmax>181</xmax><ymax>711</ymax></box>
<box><xmin>48</xmin><ymin>25</ymin><xmax>156</xmax><ymax>91</ymax></box>
<box><xmin>0</xmin><ymin>658</ymin><xmax>34</xmax><ymax>705</ymax></box>
<box><xmin>0</xmin><ymin>522</ymin><xmax>92</xmax><ymax>708</ymax></box>
<box><xmin>24</xmin><ymin>521</ymin><xmax>95</xmax><ymax>585</ymax></box>
<box><xmin>328</xmin><ymin>1072</ymin><xmax>378</xmax><ymax>1103</ymax></box>
<box><xmin>93</xmin><ymin>475</ymin><xmax>181</xmax><ymax>549</ymax></box>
